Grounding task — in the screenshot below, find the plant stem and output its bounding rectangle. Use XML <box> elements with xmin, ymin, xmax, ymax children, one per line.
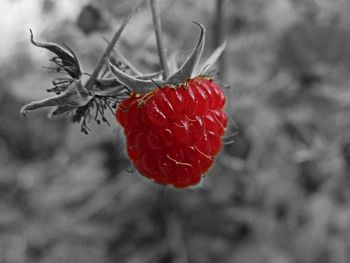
<box><xmin>86</xmin><ymin>0</ymin><xmax>147</xmax><ymax>90</ymax></box>
<box><xmin>150</xmin><ymin>0</ymin><xmax>170</xmax><ymax>80</ymax></box>
<box><xmin>213</xmin><ymin>0</ymin><xmax>226</xmax><ymax>78</ymax></box>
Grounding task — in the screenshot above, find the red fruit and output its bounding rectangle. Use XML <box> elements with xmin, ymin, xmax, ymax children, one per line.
<box><xmin>116</xmin><ymin>77</ymin><xmax>227</xmax><ymax>188</ymax></box>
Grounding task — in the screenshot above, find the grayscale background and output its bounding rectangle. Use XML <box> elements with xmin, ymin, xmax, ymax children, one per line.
<box><xmin>1</xmin><ymin>0</ymin><xmax>350</xmax><ymax>262</ymax></box>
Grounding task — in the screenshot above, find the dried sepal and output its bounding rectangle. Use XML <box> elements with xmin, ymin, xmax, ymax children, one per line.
<box><xmin>195</xmin><ymin>40</ymin><xmax>227</xmax><ymax>76</ymax></box>
<box><xmin>96</xmin><ymin>70</ymin><xmax>163</xmax><ymax>88</ymax></box>
<box><xmin>167</xmin><ymin>53</ymin><xmax>180</xmax><ymax>75</ymax></box>
<box><xmin>112</xmin><ymin>50</ymin><xmax>143</xmax><ymax>75</ymax></box>
<box><xmin>136</xmin><ymin>71</ymin><xmax>163</xmax><ymax>80</ymax></box>
<box><xmin>22</xmin><ymin>2</ymin><xmax>152</xmax><ymax>134</ymax></box>
<box><xmin>166</xmin><ymin>22</ymin><xmax>205</xmax><ymax>85</ymax></box>
<box><xmin>22</xmin><ymin>32</ymin><xmax>133</xmax><ymax>134</ymax></box>
<box><xmin>49</xmin><ymin>106</ymin><xmax>76</xmax><ymax>118</ymax></box>
<box><xmin>106</xmin><ymin>22</ymin><xmax>226</xmax><ymax>94</ymax></box>
<box><xmin>46</xmin><ymin>92</ymin><xmax>123</xmax><ymax>133</ymax></box>
<box><xmin>93</xmin><ymin>85</ymin><xmax>129</xmax><ymax>97</ymax></box>
<box><xmin>30</xmin><ymin>29</ymin><xmax>81</xmax><ymax>79</ymax></box>
<box><xmin>20</xmin><ymin>80</ymin><xmax>91</xmax><ymax>115</ymax></box>
<box><xmin>107</xmin><ymin>57</ymin><xmax>159</xmax><ymax>93</ymax></box>
<box><xmin>48</xmin><ymin>77</ymin><xmax>75</xmax><ymax>94</ymax></box>
<box><xmin>96</xmin><ymin>78</ymin><xmax>121</xmax><ymax>89</ymax></box>
<box><xmin>71</xmin><ymin>94</ymin><xmax>121</xmax><ymax>134</ymax></box>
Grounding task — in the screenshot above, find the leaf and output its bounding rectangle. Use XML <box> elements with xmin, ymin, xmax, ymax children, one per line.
<box><xmin>166</xmin><ymin>22</ymin><xmax>205</xmax><ymax>85</ymax></box>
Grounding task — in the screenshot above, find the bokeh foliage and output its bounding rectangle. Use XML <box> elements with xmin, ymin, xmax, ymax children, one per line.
<box><xmin>1</xmin><ymin>0</ymin><xmax>350</xmax><ymax>262</ymax></box>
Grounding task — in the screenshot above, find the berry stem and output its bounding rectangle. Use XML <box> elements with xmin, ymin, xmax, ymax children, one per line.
<box><xmin>150</xmin><ymin>0</ymin><xmax>170</xmax><ymax>80</ymax></box>
<box><xmin>213</xmin><ymin>0</ymin><xmax>226</xmax><ymax>77</ymax></box>
<box><xmin>85</xmin><ymin>0</ymin><xmax>147</xmax><ymax>90</ymax></box>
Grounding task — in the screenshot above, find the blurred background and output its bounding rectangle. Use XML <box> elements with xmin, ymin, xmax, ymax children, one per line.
<box><xmin>1</xmin><ymin>0</ymin><xmax>350</xmax><ymax>262</ymax></box>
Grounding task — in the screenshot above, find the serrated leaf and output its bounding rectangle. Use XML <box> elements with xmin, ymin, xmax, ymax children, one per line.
<box><xmin>166</xmin><ymin>22</ymin><xmax>205</xmax><ymax>85</ymax></box>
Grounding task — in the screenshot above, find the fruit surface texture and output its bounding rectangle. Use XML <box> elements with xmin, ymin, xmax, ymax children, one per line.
<box><xmin>116</xmin><ymin>77</ymin><xmax>227</xmax><ymax>188</ymax></box>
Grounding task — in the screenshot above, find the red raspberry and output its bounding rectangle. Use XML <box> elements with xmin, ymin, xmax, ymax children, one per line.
<box><xmin>116</xmin><ymin>77</ymin><xmax>227</xmax><ymax>188</ymax></box>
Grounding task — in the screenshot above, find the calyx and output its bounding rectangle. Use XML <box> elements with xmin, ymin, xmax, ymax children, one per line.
<box><xmin>107</xmin><ymin>22</ymin><xmax>226</xmax><ymax>93</ymax></box>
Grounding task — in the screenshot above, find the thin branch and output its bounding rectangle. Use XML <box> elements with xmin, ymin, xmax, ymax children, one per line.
<box><xmin>213</xmin><ymin>0</ymin><xmax>225</xmax><ymax>48</ymax></box>
<box><xmin>85</xmin><ymin>0</ymin><xmax>147</xmax><ymax>90</ymax></box>
<box><xmin>150</xmin><ymin>0</ymin><xmax>170</xmax><ymax>80</ymax></box>
<box><xmin>213</xmin><ymin>0</ymin><xmax>226</xmax><ymax>78</ymax></box>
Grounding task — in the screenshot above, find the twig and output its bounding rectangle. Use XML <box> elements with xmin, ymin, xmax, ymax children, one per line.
<box><xmin>213</xmin><ymin>0</ymin><xmax>226</xmax><ymax>78</ymax></box>
<box><xmin>85</xmin><ymin>0</ymin><xmax>147</xmax><ymax>90</ymax></box>
<box><xmin>150</xmin><ymin>0</ymin><xmax>170</xmax><ymax>80</ymax></box>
